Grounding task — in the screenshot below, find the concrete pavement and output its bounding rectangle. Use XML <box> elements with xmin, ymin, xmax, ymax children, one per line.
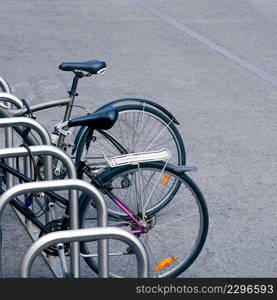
<box><xmin>0</xmin><ymin>0</ymin><xmax>277</xmax><ymax>277</ymax></box>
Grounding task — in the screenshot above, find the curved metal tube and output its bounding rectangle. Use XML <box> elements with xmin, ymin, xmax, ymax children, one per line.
<box><xmin>0</xmin><ymin>145</ymin><xmax>74</xmax><ymax>173</ymax></box>
<box><xmin>0</xmin><ymin>146</ymin><xmax>79</xmax><ymax>277</ymax></box>
<box><xmin>20</xmin><ymin>227</ymin><xmax>149</xmax><ymax>278</ymax></box>
<box><xmin>0</xmin><ymin>117</ymin><xmax>51</xmax><ymax>145</ymax></box>
<box><xmin>0</xmin><ymin>93</ymin><xmax>24</xmax><ymax>109</ymax></box>
<box><xmin>0</xmin><ymin>77</ymin><xmax>12</xmax><ymax>94</ymax></box>
<box><xmin>0</xmin><ymin>178</ymin><xmax>108</xmax><ymax>278</ymax></box>
<box><xmin>0</xmin><ymin>77</ymin><xmax>13</xmax><ymax>188</ymax></box>
<box><xmin>0</xmin><ymin>108</ymin><xmax>40</xmax><ymax>147</ymax></box>
<box><xmin>0</xmin><ymin>145</ymin><xmax>77</xmax><ymax>240</ymax></box>
<box><xmin>0</xmin><ymin>119</ymin><xmax>52</xmax><ymax>181</ymax></box>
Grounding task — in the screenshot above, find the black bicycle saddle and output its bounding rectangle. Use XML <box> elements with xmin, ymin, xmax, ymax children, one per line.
<box><xmin>67</xmin><ymin>105</ymin><xmax>118</xmax><ymax>130</ymax></box>
<box><xmin>59</xmin><ymin>59</ymin><xmax>106</xmax><ymax>74</ymax></box>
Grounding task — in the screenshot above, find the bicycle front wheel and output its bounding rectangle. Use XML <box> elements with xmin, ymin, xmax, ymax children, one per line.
<box><xmin>79</xmin><ymin>162</ymin><xmax>208</xmax><ymax>278</ymax></box>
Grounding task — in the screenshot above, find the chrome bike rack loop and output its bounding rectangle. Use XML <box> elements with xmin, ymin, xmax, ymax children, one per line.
<box><xmin>0</xmin><ymin>118</ymin><xmax>54</xmax><ymax>250</ymax></box>
<box><xmin>0</xmin><ymin>77</ymin><xmax>12</xmax><ymax>94</ymax></box>
<box><xmin>0</xmin><ymin>117</ymin><xmax>54</xmax><ymax>251</ymax></box>
<box><xmin>0</xmin><ymin>77</ymin><xmax>14</xmax><ymax>190</ymax></box>
<box><xmin>0</xmin><ymin>179</ymin><xmax>108</xmax><ymax>278</ymax></box>
<box><xmin>0</xmin><ymin>117</ymin><xmax>52</xmax><ymax>180</ymax></box>
<box><xmin>0</xmin><ymin>93</ymin><xmax>24</xmax><ymax>110</ymax></box>
<box><xmin>21</xmin><ymin>227</ymin><xmax>149</xmax><ymax>278</ymax></box>
<box><xmin>0</xmin><ymin>145</ymin><xmax>83</xmax><ymax>277</ymax></box>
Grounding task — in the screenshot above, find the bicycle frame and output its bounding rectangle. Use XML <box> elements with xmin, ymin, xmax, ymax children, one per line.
<box><xmin>0</xmin><ymin>157</ymin><xmax>146</xmax><ymax>235</ymax></box>
<box><xmin>0</xmin><ymin>77</ymin><xmax>128</xmax><ymax>165</ymax></box>
<box><xmin>2</xmin><ymin>96</ymin><xmax>74</xmax><ymax>142</ymax></box>
<box><xmin>0</xmin><ymin>74</ymin><xmax>158</xmax><ymax>234</ymax></box>
<box><xmin>81</xmin><ymin>166</ymin><xmax>145</xmax><ymax>234</ymax></box>
<box><xmin>0</xmin><ymin>73</ymin><xmax>81</xmax><ymax>148</ymax></box>
<box><xmin>0</xmin><ymin>160</ymin><xmax>68</xmax><ymax>232</ymax></box>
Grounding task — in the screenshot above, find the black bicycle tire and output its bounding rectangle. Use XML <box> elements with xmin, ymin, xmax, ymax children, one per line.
<box><xmin>79</xmin><ymin>161</ymin><xmax>209</xmax><ymax>278</ymax></box>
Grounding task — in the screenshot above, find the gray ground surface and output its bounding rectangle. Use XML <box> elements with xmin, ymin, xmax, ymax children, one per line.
<box><xmin>0</xmin><ymin>0</ymin><xmax>277</xmax><ymax>277</ymax></box>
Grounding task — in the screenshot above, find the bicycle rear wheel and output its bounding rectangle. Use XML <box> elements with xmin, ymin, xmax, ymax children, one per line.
<box><xmin>75</xmin><ymin>104</ymin><xmax>186</xmax><ymax>214</ymax></box>
<box><xmin>74</xmin><ymin>103</ymin><xmax>186</xmax><ymax>169</ymax></box>
<box><xmin>79</xmin><ymin>162</ymin><xmax>208</xmax><ymax>278</ymax></box>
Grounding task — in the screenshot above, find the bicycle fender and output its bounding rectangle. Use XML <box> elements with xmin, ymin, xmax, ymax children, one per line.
<box><xmin>93</xmin><ymin>98</ymin><xmax>180</xmax><ymax>125</ymax></box>
<box><xmin>174</xmin><ymin>165</ymin><xmax>198</xmax><ymax>173</ymax></box>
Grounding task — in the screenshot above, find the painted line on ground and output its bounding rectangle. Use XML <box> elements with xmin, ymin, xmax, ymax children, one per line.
<box><xmin>133</xmin><ymin>0</ymin><xmax>277</xmax><ymax>87</ymax></box>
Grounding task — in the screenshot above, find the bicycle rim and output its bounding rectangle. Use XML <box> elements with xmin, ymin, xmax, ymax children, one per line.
<box><xmin>80</xmin><ymin>163</ymin><xmax>208</xmax><ymax>278</ymax></box>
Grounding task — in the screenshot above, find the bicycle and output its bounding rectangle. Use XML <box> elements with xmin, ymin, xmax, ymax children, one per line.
<box><xmin>0</xmin><ymin>60</ymin><xmax>187</xmax><ymax>217</ymax></box>
<box><xmin>0</xmin><ymin>62</ymin><xmax>208</xmax><ymax>277</ymax></box>
<box><xmin>0</xmin><ymin>59</ymin><xmax>186</xmax><ymax>174</ymax></box>
<box><xmin>1</xmin><ymin>60</ymin><xmax>188</xmax><ymax>231</ymax></box>
<box><xmin>0</xmin><ymin>105</ymin><xmax>208</xmax><ymax>278</ymax></box>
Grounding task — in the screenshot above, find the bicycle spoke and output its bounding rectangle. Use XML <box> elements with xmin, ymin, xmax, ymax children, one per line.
<box><xmin>141</xmin><ymin>233</ymin><xmax>159</xmax><ymax>269</ymax></box>
<box><xmin>94</xmin><ymin>135</ymin><xmax>120</xmax><ymax>156</ymax></box>
<box><xmin>137</xmin><ymin>164</ymin><xmax>144</xmax><ymax>218</ymax></box>
<box><xmin>154</xmin><ymin>213</ymin><xmax>199</xmax><ymax>228</ymax></box>
<box><xmin>154</xmin><ymin>194</ymin><xmax>187</xmax><ymax>217</ymax></box>
<box><xmin>139</xmin><ymin>113</ymin><xmax>152</xmax><ymax>142</ymax></box>
<box><xmin>148</xmin><ymin>137</ymin><xmax>177</xmax><ymax>150</ymax></box>
<box><xmin>117</xmin><ymin>117</ymin><xmax>126</xmax><ymax>149</ymax></box>
<box><xmin>143</xmin><ymin>119</ymin><xmax>174</xmax><ymax>152</ymax></box>
<box><xmin>137</xmin><ymin>102</ymin><xmax>145</xmax><ymax>152</ymax></box>
<box><xmin>143</xmin><ymin>161</ymin><xmax>168</xmax><ymax>211</ymax></box>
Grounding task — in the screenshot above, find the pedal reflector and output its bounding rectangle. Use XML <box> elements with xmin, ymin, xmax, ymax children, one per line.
<box><xmin>155</xmin><ymin>256</ymin><xmax>177</xmax><ymax>271</ymax></box>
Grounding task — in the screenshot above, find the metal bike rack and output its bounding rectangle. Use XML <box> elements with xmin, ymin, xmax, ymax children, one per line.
<box><xmin>0</xmin><ymin>78</ymin><xmax>150</xmax><ymax>278</ymax></box>
<box><xmin>0</xmin><ymin>118</ymin><xmax>54</xmax><ymax>260</ymax></box>
<box><xmin>0</xmin><ymin>117</ymin><xmax>51</xmax><ymax>145</ymax></box>
<box><xmin>0</xmin><ymin>118</ymin><xmax>54</xmax><ymax>257</ymax></box>
<box><xmin>0</xmin><ymin>93</ymin><xmax>24</xmax><ymax>109</ymax></box>
<box><xmin>0</xmin><ymin>77</ymin><xmax>15</xmax><ymax>190</ymax></box>
<box><xmin>0</xmin><ymin>145</ymin><xmax>81</xmax><ymax>277</ymax></box>
<box><xmin>21</xmin><ymin>227</ymin><xmax>149</xmax><ymax>278</ymax></box>
<box><xmin>0</xmin><ymin>118</ymin><xmax>53</xmax><ymax>180</ymax></box>
<box><xmin>0</xmin><ymin>178</ymin><xmax>109</xmax><ymax>278</ymax></box>
<box><xmin>0</xmin><ymin>77</ymin><xmax>12</xmax><ymax>94</ymax></box>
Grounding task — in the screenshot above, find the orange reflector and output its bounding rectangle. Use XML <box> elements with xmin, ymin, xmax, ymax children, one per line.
<box><xmin>162</xmin><ymin>174</ymin><xmax>171</xmax><ymax>185</ymax></box>
<box><xmin>155</xmin><ymin>256</ymin><xmax>177</xmax><ymax>271</ymax></box>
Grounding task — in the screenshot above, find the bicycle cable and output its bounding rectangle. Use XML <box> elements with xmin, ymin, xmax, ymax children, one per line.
<box><xmin>17</xmin><ymin>143</ymin><xmax>46</xmax><ymax>216</ymax></box>
<box><xmin>19</xmin><ymin>143</ymin><xmax>39</xmax><ymax>182</ymax></box>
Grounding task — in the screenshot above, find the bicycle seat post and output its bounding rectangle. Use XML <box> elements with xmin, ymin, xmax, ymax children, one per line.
<box><xmin>69</xmin><ymin>71</ymin><xmax>83</xmax><ymax>97</ymax></box>
<box><xmin>62</xmin><ymin>72</ymin><xmax>83</xmax><ymax>124</ymax></box>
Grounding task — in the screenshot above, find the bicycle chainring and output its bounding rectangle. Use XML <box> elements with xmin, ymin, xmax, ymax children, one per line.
<box><xmin>39</xmin><ymin>219</ymin><xmax>70</xmax><ymax>256</ymax></box>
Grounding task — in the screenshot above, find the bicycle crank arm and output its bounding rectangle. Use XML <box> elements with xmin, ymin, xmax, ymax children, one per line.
<box><xmin>57</xmin><ymin>243</ymin><xmax>71</xmax><ymax>277</ymax></box>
